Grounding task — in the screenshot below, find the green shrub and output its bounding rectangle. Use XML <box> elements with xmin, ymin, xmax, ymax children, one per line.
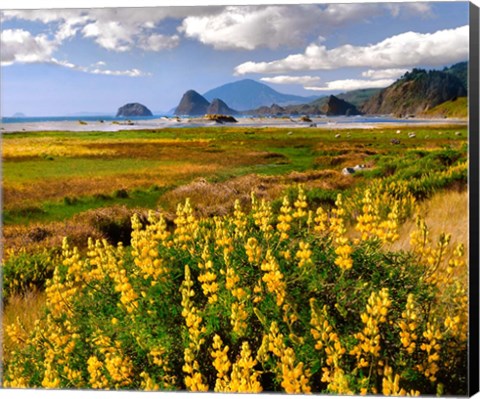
<box><xmin>3</xmin><ymin>188</ymin><xmax>467</xmax><ymax>395</ymax></box>
<box><xmin>2</xmin><ymin>250</ymin><xmax>56</xmax><ymax>298</ymax></box>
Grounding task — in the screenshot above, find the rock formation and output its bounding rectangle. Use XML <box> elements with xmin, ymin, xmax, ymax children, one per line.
<box><xmin>175</xmin><ymin>90</ymin><xmax>210</xmax><ymax>115</ymax></box>
<box><xmin>206</xmin><ymin>98</ymin><xmax>238</xmax><ymax>115</ymax></box>
<box><xmin>116</xmin><ymin>103</ymin><xmax>153</xmax><ymax>117</ymax></box>
<box><xmin>321</xmin><ymin>95</ymin><xmax>361</xmax><ymax>116</ymax></box>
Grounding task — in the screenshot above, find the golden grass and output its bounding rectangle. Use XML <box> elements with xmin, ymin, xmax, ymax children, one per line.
<box><xmin>1</xmin><ymin>137</ymin><xmax>212</xmax><ymax>160</ymax></box>
<box><xmin>391</xmin><ymin>189</ymin><xmax>468</xmax><ymax>283</ymax></box>
<box><xmin>160</xmin><ymin>170</ymin><xmax>352</xmax><ymax>218</ymax></box>
<box><xmin>2</xmin><ymin>289</ymin><xmax>47</xmax><ymax>363</ymax></box>
<box><xmin>392</xmin><ymin>189</ymin><xmax>468</xmax><ymax>251</ymax></box>
<box><xmin>3</xmin><ymin>144</ymin><xmax>277</xmax><ymax>208</ymax></box>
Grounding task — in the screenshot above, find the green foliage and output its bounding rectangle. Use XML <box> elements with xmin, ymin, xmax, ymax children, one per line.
<box><xmin>3</xmin><ymin>186</ymin><xmax>468</xmax><ymax>394</ymax></box>
<box><xmin>2</xmin><ymin>249</ymin><xmax>56</xmax><ymax>298</ymax></box>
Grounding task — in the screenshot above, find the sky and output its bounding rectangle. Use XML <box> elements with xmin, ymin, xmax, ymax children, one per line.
<box><xmin>0</xmin><ymin>0</ymin><xmax>471</xmax><ymax>116</ymax></box>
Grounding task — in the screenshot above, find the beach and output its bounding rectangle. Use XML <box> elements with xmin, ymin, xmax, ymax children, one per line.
<box><xmin>0</xmin><ymin>116</ymin><xmax>467</xmax><ymax>133</ymax></box>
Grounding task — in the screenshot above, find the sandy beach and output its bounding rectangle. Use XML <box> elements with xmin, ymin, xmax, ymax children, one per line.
<box><xmin>0</xmin><ymin>116</ymin><xmax>467</xmax><ymax>133</ymax></box>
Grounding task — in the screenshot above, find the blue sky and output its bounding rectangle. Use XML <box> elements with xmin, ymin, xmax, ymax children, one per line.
<box><xmin>0</xmin><ymin>1</ymin><xmax>470</xmax><ymax>116</ymax></box>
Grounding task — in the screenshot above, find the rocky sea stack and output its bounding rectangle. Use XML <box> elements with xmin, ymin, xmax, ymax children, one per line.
<box><xmin>322</xmin><ymin>95</ymin><xmax>361</xmax><ymax>116</ymax></box>
<box><xmin>206</xmin><ymin>98</ymin><xmax>238</xmax><ymax>115</ymax></box>
<box><xmin>116</xmin><ymin>103</ymin><xmax>153</xmax><ymax>117</ymax></box>
<box><xmin>175</xmin><ymin>90</ymin><xmax>210</xmax><ymax>116</ymax></box>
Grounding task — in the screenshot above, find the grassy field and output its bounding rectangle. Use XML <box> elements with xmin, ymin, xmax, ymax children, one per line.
<box><xmin>1</xmin><ymin>123</ymin><xmax>470</xmax><ymax>394</ymax></box>
<box><xmin>2</xmin><ymin>125</ymin><xmax>466</xmax><ymax>226</ymax></box>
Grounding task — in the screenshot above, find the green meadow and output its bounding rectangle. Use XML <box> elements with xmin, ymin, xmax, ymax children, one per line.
<box><xmin>2</xmin><ymin>125</ymin><xmax>467</xmax><ymax>228</ymax></box>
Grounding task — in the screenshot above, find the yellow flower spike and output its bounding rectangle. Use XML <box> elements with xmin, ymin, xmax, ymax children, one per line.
<box><xmin>293</xmin><ymin>185</ymin><xmax>308</xmax><ymax>220</ymax></box>
<box><xmin>314</xmin><ymin>206</ymin><xmax>329</xmax><ymax>235</ymax></box>
<box><xmin>417</xmin><ymin>322</ymin><xmax>443</xmax><ymax>383</ymax></box>
<box><xmin>277</xmin><ymin>196</ymin><xmax>293</xmax><ymax>241</ymax></box>
<box><xmin>260</xmin><ymin>251</ymin><xmax>286</xmax><ymax>307</ymax></box>
<box><xmin>262</xmin><ymin>321</ymin><xmax>311</xmax><ymax>393</ymax></box>
<box><xmin>252</xmin><ymin>196</ymin><xmax>274</xmax><ymax>240</ymax></box>
<box><xmin>351</xmin><ymin>289</ymin><xmax>390</xmax><ymax>368</ymax></box>
<box><xmin>310</xmin><ymin>300</ymin><xmax>349</xmax><ymax>393</ymax></box>
<box><xmin>197</xmin><ymin>243</ymin><xmax>219</xmax><ymax>303</ymax></box>
<box><xmin>181</xmin><ymin>266</ymin><xmax>208</xmax><ymax>390</ymax></box>
<box><xmin>296</xmin><ymin>241</ymin><xmax>313</xmax><ymax>268</ymax></box>
<box><xmin>245</xmin><ymin>237</ymin><xmax>262</xmax><ymax>264</ymax></box>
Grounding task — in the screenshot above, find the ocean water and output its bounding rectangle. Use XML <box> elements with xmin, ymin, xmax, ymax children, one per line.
<box><xmin>1</xmin><ymin>115</ymin><xmax>166</xmax><ymax>124</ymax></box>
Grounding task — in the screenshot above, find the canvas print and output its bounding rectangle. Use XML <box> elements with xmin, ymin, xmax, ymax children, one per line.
<box><xmin>0</xmin><ymin>1</ymin><xmax>474</xmax><ymax>395</ymax></box>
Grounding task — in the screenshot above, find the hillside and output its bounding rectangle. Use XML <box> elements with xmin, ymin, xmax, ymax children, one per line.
<box><xmin>203</xmin><ymin>79</ymin><xmax>318</xmax><ymax>111</ymax></box>
<box><xmin>419</xmin><ymin>96</ymin><xmax>467</xmax><ymax>119</ymax></box>
<box><xmin>361</xmin><ymin>67</ymin><xmax>467</xmax><ymax>116</ymax></box>
<box><xmin>337</xmin><ymin>88</ymin><xmax>382</xmax><ymax>108</ymax></box>
<box><xmin>443</xmin><ymin>61</ymin><xmax>468</xmax><ymax>89</ymax></box>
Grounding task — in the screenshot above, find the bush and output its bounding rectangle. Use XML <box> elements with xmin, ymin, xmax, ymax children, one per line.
<box><xmin>3</xmin><ymin>187</ymin><xmax>468</xmax><ymax>394</ymax></box>
<box><xmin>2</xmin><ymin>249</ymin><xmax>56</xmax><ymax>298</ymax></box>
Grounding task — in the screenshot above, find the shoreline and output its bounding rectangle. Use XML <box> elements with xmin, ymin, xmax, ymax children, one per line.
<box><xmin>0</xmin><ymin>116</ymin><xmax>467</xmax><ymax>133</ymax></box>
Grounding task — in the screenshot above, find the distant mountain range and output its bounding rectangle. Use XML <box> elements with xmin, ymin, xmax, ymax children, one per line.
<box><xmin>172</xmin><ymin>61</ymin><xmax>469</xmax><ymax>118</ymax></box>
<box><xmin>203</xmin><ymin>79</ymin><xmax>318</xmax><ymax>111</ymax></box>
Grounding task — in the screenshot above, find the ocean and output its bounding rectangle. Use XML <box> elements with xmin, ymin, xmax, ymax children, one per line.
<box><xmin>1</xmin><ymin>115</ymin><xmax>165</xmax><ymax>124</ymax></box>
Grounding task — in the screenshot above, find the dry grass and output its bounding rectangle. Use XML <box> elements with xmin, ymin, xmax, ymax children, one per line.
<box><xmin>1</xmin><ymin>137</ymin><xmax>213</xmax><ymax>160</ymax></box>
<box><xmin>2</xmin><ymin>289</ymin><xmax>47</xmax><ymax>363</ymax></box>
<box><xmin>390</xmin><ymin>189</ymin><xmax>468</xmax><ymax>283</ymax></box>
<box><xmin>2</xmin><ymin>205</ymin><xmax>152</xmax><ymax>254</ymax></box>
<box><xmin>392</xmin><ymin>189</ymin><xmax>468</xmax><ymax>252</ymax></box>
<box><xmin>160</xmin><ymin>170</ymin><xmax>352</xmax><ymax>218</ymax></box>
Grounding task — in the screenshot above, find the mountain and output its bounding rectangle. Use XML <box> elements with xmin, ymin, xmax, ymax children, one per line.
<box><xmin>116</xmin><ymin>103</ymin><xmax>153</xmax><ymax>117</ymax></box>
<box><xmin>206</xmin><ymin>98</ymin><xmax>238</xmax><ymax>115</ymax></box>
<box><xmin>321</xmin><ymin>95</ymin><xmax>362</xmax><ymax>116</ymax></box>
<box><xmin>249</xmin><ymin>95</ymin><xmax>360</xmax><ymax>117</ymax></box>
<box><xmin>203</xmin><ymin>79</ymin><xmax>318</xmax><ymax>111</ymax></box>
<box><xmin>175</xmin><ymin>90</ymin><xmax>210</xmax><ymax>115</ymax></box>
<box><xmin>361</xmin><ymin>67</ymin><xmax>467</xmax><ymax>116</ymax></box>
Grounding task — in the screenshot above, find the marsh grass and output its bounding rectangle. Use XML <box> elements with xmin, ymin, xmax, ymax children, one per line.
<box><xmin>2</xmin><ymin>125</ymin><xmax>467</xmax><ymax>252</ymax></box>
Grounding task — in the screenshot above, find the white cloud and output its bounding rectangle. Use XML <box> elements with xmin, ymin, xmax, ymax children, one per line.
<box><xmin>177</xmin><ymin>3</ymin><xmax>432</xmax><ymax>51</ymax></box>
<box><xmin>0</xmin><ymin>30</ymin><xmax>149</xmax><ymax>76</ymax></box>
<box><xmin>89</xmin><ymin>67</ymin><xmax>148</xmax><ymax>77</ymax></box>
<box><xmin>138</xmin><ymin>34</ymin><xmax>180</xmax><ymax>51</ymax></box>
<box><xmin>305</xmin><ymin>78</ymin><xmax>394</xmax><ymax>92</ymax></box>
<box><xmin>179</xmin><ymin>5</ymin><xmax>327</xmax><ymax>50</ymax></box>
<box><xmin>234</xmin><ymin>25</ymin><xmax>469</xmax><ymax>75</ymax></box>
<box><xmin>361</xmin><ymin>68</ymin><xmax>408</xmax><ymax>80</ymax></box>
<box><xmin>1</xmin><ymin>29</ymin><xmax>57</xmax><ymax>66</ymax></box>
<box><xmin>386</xmin><ymin>3</ymin><xmax>433</xmax><ymax>18</ymax></box>
<box><xmin>52</xmin><ymin>58</ymin><xmax>151</xmax><ymax>77</ymax></box>
<box><xmin>260</xmin><ymin>75</ymin><xmax>321</xmax><ymax>85</ymax></box>
<box><xmin>2</xmin><ymin>8</ymin><xmax>184</xmax><ymax>53</ymax></box>
<box><xmin>82</xmin><ymin>19</ymin><xmax>135</xmax><ymax>52</ymax></box>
